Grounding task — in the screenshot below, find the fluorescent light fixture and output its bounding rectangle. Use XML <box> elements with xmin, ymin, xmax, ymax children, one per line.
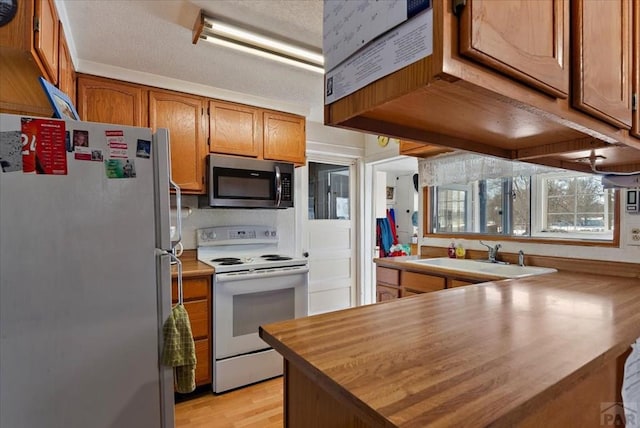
<box><xmin>193</xmin><ymin>11</ymin><xmax>324</xmax><ymax>74</ymax></box>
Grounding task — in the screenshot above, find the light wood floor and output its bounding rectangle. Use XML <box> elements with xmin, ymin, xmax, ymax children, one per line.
<box><xmin>175</xmin><ymin>377</ymin><xmax>283</xmax><ymax>428</ymax></box>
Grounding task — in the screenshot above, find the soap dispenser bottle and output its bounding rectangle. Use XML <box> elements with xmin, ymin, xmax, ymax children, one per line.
<box><xmin>447</xmin><ymin>242</ymin><xmax>456</xmax><ymax>258</ymax></box>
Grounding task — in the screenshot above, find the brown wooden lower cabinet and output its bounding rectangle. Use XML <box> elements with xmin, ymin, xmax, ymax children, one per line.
<box><xmin>375</xmin><ymin>264</ymin><xmax>480</xmax><ymax>302</ymax></box>
<box><xmin>401</xmin><ymin>271</ymin><xmax>446</xmax><ymax>294</ymax></box>
<box><xmin>449</xmin><ymin>279</ymin><xmax>475</xmax><ymax>288</ymax></box>
<box><xmin>194</xmin><ymin>338</ymin><xmax>210</xmax><ymax>386</ymax></box>
<box><xmin>376</xmin><ymin>284</ymin><xmax>401</xmax><ymax>301</ymax></box>
<box><xmin>172</xmin><ymin>275</ymin><xmax>211</xmax><ymax>388</ymax></box>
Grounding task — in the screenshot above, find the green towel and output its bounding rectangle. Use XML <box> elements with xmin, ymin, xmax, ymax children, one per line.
<box><xmin>162</xmin><ymin>304</ymin><xmax>197</xmax><ymax>393</ymax></box>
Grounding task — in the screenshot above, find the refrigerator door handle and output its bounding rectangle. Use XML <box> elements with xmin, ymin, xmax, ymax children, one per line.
<box><xmin>170</xmin><ymin>179</ymin><xmax>182</xmax><ymax>249</ymax></box>
<box><xmin>156</xmin><ymin>251</ymin><xmax>176</xmax><ymax>428</ymax></box>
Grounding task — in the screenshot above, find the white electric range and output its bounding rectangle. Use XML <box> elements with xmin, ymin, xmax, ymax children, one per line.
<box><xmin>196</xmin><ymin>225</ymin><xmax>309</xmax><ymax>393</ymax></box>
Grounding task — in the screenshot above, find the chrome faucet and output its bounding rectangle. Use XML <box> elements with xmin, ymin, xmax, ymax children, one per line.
<box><xmin>518</xmin><ymin>250</ymin><xmax>525</xmax><ymax>267</ymax></box>
<box><xmin>479</xmin><ymin>241</ymin><xmax>501</xmax><ymax>263</ymax></box>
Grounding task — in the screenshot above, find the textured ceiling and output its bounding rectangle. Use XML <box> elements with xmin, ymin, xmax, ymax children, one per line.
<box><xmin>59</xmin><ymin>0</ymin><xmax>325</xmax><ymax>119</ymax></box>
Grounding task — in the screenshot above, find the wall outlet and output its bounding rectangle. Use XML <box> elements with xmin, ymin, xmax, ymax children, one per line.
<box><xmin>630</xmin><ymin>227</ymin><xmax>640</xmax><ymax>246</ymax></box>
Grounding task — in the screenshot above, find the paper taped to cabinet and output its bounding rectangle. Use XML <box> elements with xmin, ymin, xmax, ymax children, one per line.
<box><xmin>325</xmin><ymin>8</ymin><xmax>433</xmax><ymax>105</ymax></box>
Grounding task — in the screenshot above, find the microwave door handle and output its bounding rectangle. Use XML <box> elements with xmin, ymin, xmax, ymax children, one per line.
<box><xmin>275</xmin><ymin>165</ymin><xmax>282</xmax><ymax>207</ymax></box>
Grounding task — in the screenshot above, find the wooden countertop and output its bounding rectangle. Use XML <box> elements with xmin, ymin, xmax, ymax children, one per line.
<box><xmin>260</xmin><ymin>271</ymin><xmax>640</xmax><ymax>427</ymax></box>
<box><xmin>171</xmin><ymin>250</ymin><xmax>214</xmax><ymax>278</ymax></box>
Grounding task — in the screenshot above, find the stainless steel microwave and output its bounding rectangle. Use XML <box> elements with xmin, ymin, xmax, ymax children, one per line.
<box><xmin>203</xmin><ymin>155</ymin><xmax>294</xmax><ymax>209</ymax></box>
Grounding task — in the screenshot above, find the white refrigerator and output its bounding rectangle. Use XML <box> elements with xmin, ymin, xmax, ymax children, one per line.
<box><xmin>0</xmin><ymin>114</ymin><xmax>180</xmax><ymax>428</ymax></box>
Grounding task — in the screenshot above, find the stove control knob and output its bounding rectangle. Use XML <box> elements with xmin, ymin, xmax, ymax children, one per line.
<box><xmin>264</xmin><ymin>231</ymin><xmax>270</xmax><ymax>237</ymax></box>
<box><xmin>271</xmin><ymin>231</ymin><xmax>276</xmax><ymax>237</ymax></box>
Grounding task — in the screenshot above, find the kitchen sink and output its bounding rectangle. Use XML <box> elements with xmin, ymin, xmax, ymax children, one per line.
<box><xmin>407</xmin><ymin>258</ymin><xmax>557</xmax><ymax>279</ymax></box>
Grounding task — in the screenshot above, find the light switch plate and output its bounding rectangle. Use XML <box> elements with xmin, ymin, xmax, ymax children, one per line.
<box><xmin>630</xmin><ymin>227</ymin><xmax>640</xmax><ymax>246</ymax></box>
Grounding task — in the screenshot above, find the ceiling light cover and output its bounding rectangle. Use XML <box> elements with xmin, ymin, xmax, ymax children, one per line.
<box><xmin>193</xmin><ymin>11</ymin><xmax>324</xmax><ymax>74</ymax></box>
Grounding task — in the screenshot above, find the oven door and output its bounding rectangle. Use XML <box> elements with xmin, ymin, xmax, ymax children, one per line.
<box><xmin>214</xmin><ymin>266</ymin><xmax>309</xmax><ymax>359</ymax></box>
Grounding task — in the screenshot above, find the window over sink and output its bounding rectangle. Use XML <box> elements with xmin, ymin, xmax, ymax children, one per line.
<box><xmin>429</xmin><ymin>172</ymin><xmax>617</xmax><ymax>244</ymax></box>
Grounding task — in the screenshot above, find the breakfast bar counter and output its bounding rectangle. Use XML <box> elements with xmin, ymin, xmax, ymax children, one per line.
<box><xmin>260</xmin><ymin>271</ymin><xmax>640</xmax><ymax>427</ymax></box>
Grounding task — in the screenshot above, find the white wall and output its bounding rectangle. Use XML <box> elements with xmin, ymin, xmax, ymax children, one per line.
<box><xmin>177</xmin><ymin>196</ymin><xmax>296</xmax><ymax>255</ymax></box>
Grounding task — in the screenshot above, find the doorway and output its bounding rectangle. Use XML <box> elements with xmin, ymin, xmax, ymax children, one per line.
<box><xmin>363</xmin><ymin>156</ymin><xmax>419</xmax><ymax>304</ymax></box>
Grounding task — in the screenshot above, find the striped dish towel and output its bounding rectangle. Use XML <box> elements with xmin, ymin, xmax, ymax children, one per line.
<box><xmin>162</xmin><ymin>304</ymin><xmax>197</xmax><ymax>393</ymax></box>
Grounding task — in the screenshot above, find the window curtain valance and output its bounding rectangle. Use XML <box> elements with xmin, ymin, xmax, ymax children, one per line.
<box><xmin>418</xmin><ymin>152</ymin><xmax>564</xmax><ymax>187</ymax></box>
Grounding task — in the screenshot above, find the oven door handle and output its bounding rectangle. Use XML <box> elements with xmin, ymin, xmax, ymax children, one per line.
<box><xmin>274</xmin><ymin>165</ymin><xmax>282</xmax><ymax>207</ymax></box>
<box><xmin>215</xmin><ymin>267</ymin><xmax>309</xmax><ymax>283</ymax></box>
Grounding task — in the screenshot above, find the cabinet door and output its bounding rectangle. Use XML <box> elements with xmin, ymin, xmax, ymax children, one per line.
<box><xmin>376</xmin><ymin>284</ymin><xmax>400</xmax><ymax>302</ymax></box>
<box><xmin>263</xmin><ymin>111</ymin><xmax>306</xmax><ymax>165</ymax></box>
<box><xmin>57</xmin><ymin>24</ymin><xmax>75</xmax><ymax>107</ymax></box>
<box><xmin>572</xmin><ymin>0</ymin><xmax>632</xmax><ymax>128</ymax></box>
<box><xmin>77</xmin><ymin>75</ymin><xmax>148</xmax><ymax>126</ymax></box>
<box><xmin>459</xmin><ymin>0</ymin><xmax>568</xmax><ymax>98</ymax></box>
<box><xmin>34</xmin><ymin>0</ymin><xmax>59</xmax><ymax>85</ymax></box>
<box><xmin>150</xmin><ymin>90</ymin><xmax>207</xmax><ymax>194</ymax></box>
<box><xmin>194</xmin><ymin>339</ymin><xmax>210</xmax><ymax>386</ymax></box>
<box><xmin>209</xmin><ymin>100</ymin><xmax>261</xmax><ymax>157</ymax></box>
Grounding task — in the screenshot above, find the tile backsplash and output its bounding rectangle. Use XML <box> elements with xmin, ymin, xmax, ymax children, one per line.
<box><xmin>176</xmin><ymin>196</ymin><xmax>296</xmax><ymax>255</ymax></box>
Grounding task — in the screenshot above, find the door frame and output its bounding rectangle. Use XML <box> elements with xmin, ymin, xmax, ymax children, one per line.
<box><xmin>363</xmin><ymin>156</ymin><xmax>419</xmax><ymax>305</ymax></box>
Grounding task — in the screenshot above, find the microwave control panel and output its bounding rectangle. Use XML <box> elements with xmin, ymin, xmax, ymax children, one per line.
<box><xmin>281</xmin><ymin>173</ymin><xmax>292</xmax><ymax>201</ymax></box>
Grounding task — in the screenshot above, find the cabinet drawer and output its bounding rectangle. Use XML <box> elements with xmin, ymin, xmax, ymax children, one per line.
<box><xmin>449</xmin><ymin>279</ymin><xmax>475</xmax><ymax>288</ymax></box>
<box><xmin>183</xmin><ymin>300</ymin><xmax>209</xmax><ymax>340</ymax></box>
<box><xmin>194</xmin><ymin>338</ymin><xmax>210</xmax><ymax>386</ymax></box>
<box><xmin>401</xmin><ymin>271</ymin><xmax>445</xmax><ymax>293</ymax></box>
<box><xmin>172</xmin><ymin>277</ymin><xmax>210</xmax><ymax>301</ymax></box>
<box><xmin>376</xmin><ymin>266</ymin><xmax>400</xmax><ymax>286</ymax></box>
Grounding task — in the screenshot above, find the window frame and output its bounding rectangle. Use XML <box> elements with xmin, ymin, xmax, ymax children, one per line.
<box><xmin>424</xmin><ymin>184</ymin><xmax>621</xmax><ymax>248</ymax></box>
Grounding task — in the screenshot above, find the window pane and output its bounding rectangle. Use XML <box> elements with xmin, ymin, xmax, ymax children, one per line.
<box><xmin>308</xmin><ymin>162</ymin><xmax>350</xmax><ymax>220</ymax></box>
<box><xmin>483</xmin><ymin>179</ymin><xmax>504</xmax><ymax>234</ymax></box>
<box><xmin>436</xmin><ymin>188</ymin><xmax>468</xmax><ymax>232</ymax></box>
<box><xmin>538</xmin><ymin>174</ymin><xmax>612</xmax><ymax>239</ymax></box>
<box><xmin>512</xmin><ymin>176</ymin><xmax>530</xmax><ymax>236</ymax></box>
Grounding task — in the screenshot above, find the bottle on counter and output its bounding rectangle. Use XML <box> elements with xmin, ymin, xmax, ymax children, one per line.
<box><xmin>447</xmin><ymin>242</ymin><xmax>456</xmax><ymax>258</ymax></box>
<box><xmin>455</xmin><ymin>244</ymin><xmax>466</xmax><ymax>259</ymax></box>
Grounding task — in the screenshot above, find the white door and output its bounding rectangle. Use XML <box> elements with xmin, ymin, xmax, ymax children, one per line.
<box><xmin>302</xmin><ymin>160</ymin><xmax>357</xmax><ymax>315</ymax></box>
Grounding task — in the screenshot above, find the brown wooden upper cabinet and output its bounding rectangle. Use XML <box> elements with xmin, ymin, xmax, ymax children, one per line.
<box><xmin>77</xmin><ymin>75</ymin><xmax>148</xmax><ymax>126</ymax></box>
<box><xmin>459</xmin><ymin>0</ymin><xmax>569</xmax><ymax>98</ymax></box>
<box><xmin>0</xmin><ymin>0</ymin><xmax>61</xmax><ymax>115</ymax></box>
<box><xmin>324</xmin><ymin>0</ymin><xmax>640</xmax><ymax>176</ymax></box>
<box><xmin>149</xmin><ymin>90</ymin><xmax>207</xmax><ymax>194</ymax></box>
<box><xmin>34</xmin><ymin>0</ymin><xmax>59</xmax><ymax>86</ymax></box>
<box><xmin>263</xmin><ymin>111</ymin><xmax>306</xmax><ymax>165</ymax></box>
<box><xmin>57</xmin><ymin>24</ymin><xmax>75</xmax><ymax>108</ymax></box>
<box><xmin>572</xmin><ymin>0</ymin><xmax>633</xmax><ymax>129</ymax></box>
<box><xmin>399</xmin><ymin>140</ymin><xmax>451</xmax><ymax>157</ymax></box>
<box><xmin>209</xmin><ymin>100</ymin><xmax>306</xmax><ymax>166</ymax></box>
<box><xmin>209</xmin><ymin>100</ymin><xmax>261</xmax><ymax>157</ymax></box>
